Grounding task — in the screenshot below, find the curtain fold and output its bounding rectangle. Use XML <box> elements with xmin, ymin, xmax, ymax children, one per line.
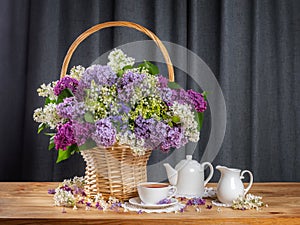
<box><xmin>0</xmin><ymin>0</ymin><xmax>299</xmax><ymax>181</ymax></box>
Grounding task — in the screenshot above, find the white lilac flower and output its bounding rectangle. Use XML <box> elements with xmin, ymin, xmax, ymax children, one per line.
<box><xmin>53</xmin><ymin>188</ymin><xmax>76</xmax><ymax>207</ymax></box>
<box><xmin>37</xmin><ymin>81</ymin><xmax>57</xmax><ymax>100</ymax></box>
<box><xmin>169</xmin><ymin>102</ymin><xmax>200</xmax><ymax>142</ymax></box>
<box><xmin>116</xmin><ymin>131</ymin><xmax>147</xmax><ymax>155</ymax></box>
<box><xmin>69</xmin><ymin>65</ymin><xmax>85</xmax><ymax>80</ymax></box>
<box><xmin>107</xmin><ymin>49</ymin><xmax>135</xmax><ymax>73</ymax></box>
<box><xmin>232</xmin><ymin>194</ymin><xmax>264</xmax><ymax>210</ymax></box>
<box><xmin>33</xmin><ymin>103</ymin><xmax>63</xmax><ymax>129</ymax></box>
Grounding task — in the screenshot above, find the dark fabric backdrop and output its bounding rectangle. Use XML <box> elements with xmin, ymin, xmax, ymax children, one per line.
<box><xmin>0</xmin><ymin>0</ymin><xmax>299</xmax><ymax>182</ymax></box>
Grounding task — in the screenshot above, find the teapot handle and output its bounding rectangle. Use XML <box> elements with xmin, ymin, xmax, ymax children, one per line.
<box><xmin>202</xmin><ymin>162</ymin><xmax>214</xmax><ymax>186</ymax></box>
<box><xmin>240</xmin><ymin>170</ymin><xmax>253</xmax><ymax>194</ymax></box>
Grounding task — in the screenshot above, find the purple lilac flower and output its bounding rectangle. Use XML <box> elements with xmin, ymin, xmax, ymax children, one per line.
<box><xmin>54</xmin><ymin>76</ymin><xmax>78</xmax><ymax>96</ymax></box>
<box><xmin>56</xmin><ymin>97</ymin><xmax>85</xmax><ymax>120</ymax></box>
<box><xmin>48</xmin><ymin>189</ymin><xmax>56</xmax><ymax>194</ymax></box>
<box><xmin>187</xmin><ymin>90</ymin><xmax>207</xmax><ymax>112</ymax></box>
<box><xmin>206</xmin><ymin>205</ymin><xmax>213</xmax><ymax>209</ymax></box>
<box><xmin>117</xmin><ymin>71</ymin><xmax>146</xmax><ymax>101</ymax></box>
<box><xmin>158</xmin><ymin>75</ymin><xmax>168</xmax><ymax>88</ymax></box>
<box><xmin>72</xmin><ymin>121</ymin><xmax>95</xmax><ymax>146</ymax></box>
<box><xmin>81</xmin><ymin>65</ymin><xmax>117</xmax><ymax>86</ymax></box>
<box><xmin>157</xmin><ymin>198</ymin><xmax>172</xmax><ymax>205</ymax></box>
<box><xmin>95</xmin><ymin>202</ymin><xmax>103</xmax><ymax>210</ymax></box>
<box><xmin>60</xmin><ymin>185</ymin><xmax>73</xmax><ymax>193</ymax></box>
<box><xmin>160</xmin><ymin>126</ymin><xmax>187</xmax><ymax>152</ymax></box>
<box><xmin>119</xmin><ymin>71</ymin><xmax>145</xmax><ymax>87</ymax></box>
<box><xmin>170</xmin><ymin>89</ymin><xmax>194</xmax><ymax>106</ymax></box>
<box><xmin>186</xmin><ymin>198</ymin><xmax>206</xmax><ymax>206</ymax></box>
<box><xmin>159</xmin><ymin>87</ymin><xmax>173</xmax><ymax>103</ymax></box>
<box><xmin>134</xmin><ymin>116</ymin><xmax>156</xmax><ymax>139</ymax></box>
<box><xmin>75</xmin><ymin>65</ymin><xmax>117</xmax><ymax>101</ymax></box>
<box><xmin>92</xmin><ymin>118</ymin><xmax>116</xmax><ymax>147</ymax></box>
<box><xmin>54</xmin><ymin>121</ymin><xmax>76</xmax><ymax>150</ymax></box>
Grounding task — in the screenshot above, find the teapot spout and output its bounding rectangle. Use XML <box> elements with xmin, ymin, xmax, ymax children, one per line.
<box><xmin>163</xmin><ymin>163</ymin><xmax>178</xmax><ymax>185</ymax></box>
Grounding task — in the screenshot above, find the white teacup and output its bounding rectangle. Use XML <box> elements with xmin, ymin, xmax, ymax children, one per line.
<box><xmin>137</xmin><ymin>182</ymin><xmax>177</xmax><ymax>205</ymax></box>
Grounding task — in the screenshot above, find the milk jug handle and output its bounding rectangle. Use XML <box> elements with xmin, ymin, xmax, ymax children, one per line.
<box><xmin>240</xmin><ymin>170</ymin><xmax>253</xmax><ymax>194</ymax></box>
<box><xmin>202</xmin><ymin>162</ymin><xmax>214</xmax><ymax>186</ymax></box>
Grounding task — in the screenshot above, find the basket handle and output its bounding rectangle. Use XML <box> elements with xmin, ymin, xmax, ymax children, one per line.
<box><xmin>60</xmin><ymin>21</ymin><xmax>174</xmax><ymax>82</ymax></box>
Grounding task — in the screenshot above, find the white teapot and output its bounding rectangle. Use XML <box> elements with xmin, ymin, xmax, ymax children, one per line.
<box><xmin>216</xmin><ymin>165</ymin><xmax>253</xmax><ymax>205</ymax></box>
<box><xmin>164</xmin><ymin>155</ymin><xmax>214</xmax><ymax>198</ymax></box>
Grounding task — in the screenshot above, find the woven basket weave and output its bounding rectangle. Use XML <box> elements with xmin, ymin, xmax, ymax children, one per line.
<box><xmin>60</xmin><ymin>21</ymin><xmax>174</xmax><ymax>201</ymax></box>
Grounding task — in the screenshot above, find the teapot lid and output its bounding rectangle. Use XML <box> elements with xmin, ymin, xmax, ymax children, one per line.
<box><xmin>186</xmin><ymin>155</ymin><xmax>192</xmax><ymax>160</ymax></box>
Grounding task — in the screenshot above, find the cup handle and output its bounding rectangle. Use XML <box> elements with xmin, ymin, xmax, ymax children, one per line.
<box><xmin>202</xmin><ymin>162</ymin><xmax>214</xmax><ymax>186</ymax></box>
<box><xmin>167</xmin><ymin>186</ymin><xmax>177</xmax><ymax>198</ymax></box>
<box><xmin>240</xmin><ymin>170</ymin><xmax>253</xmax><ymax>195</ymax></box>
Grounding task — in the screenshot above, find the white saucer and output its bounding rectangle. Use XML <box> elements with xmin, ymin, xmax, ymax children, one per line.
<box><xmin>128</xmin><ymin>197</ymin><xmax>178</xmax><ymax>209</ymax></box>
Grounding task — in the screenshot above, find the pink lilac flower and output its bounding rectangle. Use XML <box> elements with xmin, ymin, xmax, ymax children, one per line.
<box><xmin>187</xmin><ymin>90</ymin><xmax>207</xmax><ymax>112</ymax></box>
<box><xmin>92</xmin><ymin>118</ymin><xmax>116</xmax><ymax>147</ymax></box>
<box><xmin>54</xmin><ymin>121</ymin><xmax>76</xmax><ymax>150</ymax></box>
<box><xmin>72</xmin><ymin>121</ymin><xmax>95</xmax><ymax>146</ymax></box>
<box><xmin>54</xmin><ymin>76</ymin><xmax>78</xmax><ymax>96</ymax></box>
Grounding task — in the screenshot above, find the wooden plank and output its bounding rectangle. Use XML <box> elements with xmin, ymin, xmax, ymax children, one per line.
<box><xmin>0</xmin><ymin>182</ymin><xmax>299</xmax><ymax>224</ymax></box>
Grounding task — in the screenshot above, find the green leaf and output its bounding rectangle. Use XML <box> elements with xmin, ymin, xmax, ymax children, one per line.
<box><xmin>202</xmin><ymin>91</ymin><xmax>208</xmax><ymax>100</ymax></box>
<box><xmin>56</xmin><ymin>144</ymin><xmax>78</xmax><ymax>163</ymax></box>
<box><xmin>48</xmin><ymin>136</ymin><xmax>55</xmax><ymax>150</ymax></box>
<box><xmin>56</xmin><ymin>88</ymin><xmax>74</xmax><ymax>104</ymax></box>
<box><xmin>122</xmin><ymin>65</ymin><xmax>133</xmax><ymax>71</ymax></box>
<box><xmin>167</xmin><ymin>82</ymin><xmax>181</xmax><ymax>90</ymax></box>
<box><xmin>44</xmin><ymin>133</ymin><xmax>55</xmax><ymax>137</ymax></box>
<box><xmin>38</xmin><ymin>123</ymin><xmax>46</xmax><ymax>134</ymax></box>
<box><xmin>84</xmin><ymin>112</ymin><xmax>94</xmax><ymax>123</ymax></box>
<box><xmin>56</xmin><ymin>148</ymin><xmax>71</xmax><ymax>163</ymax></box>
<box><xmin>138</xmin><ymin>61</ymin><xmax>159</xmax><ymax>75</ymax></box>
<box><xmin>117</xmin><ymin>69</ymin><xmax>124</xmax><ymax>77</ymax></box>
<box><xmin>172</xmin><ymin>116</ymin><xmax>180</xmax><ymax>124</ymax></box>
<box><xmin>78</xmin><ymin>139</ymin><xmax>96</xmax><ymax>151</ymax></box>
<box><xmin>194</xmin><ymin>112</ymin><xmax>204</xmax><ymax>131</ymax></box>
<box><xmin>48</xmin><ymin>142</ymin><xmax>55</xmax><ymax>150</ymax></box>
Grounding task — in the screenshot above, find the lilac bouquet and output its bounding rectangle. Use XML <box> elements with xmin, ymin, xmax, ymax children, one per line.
<box><xmin>33</xmin><ymin>49</ymin><xmax>207</xmax><ymax>162</ymax></box>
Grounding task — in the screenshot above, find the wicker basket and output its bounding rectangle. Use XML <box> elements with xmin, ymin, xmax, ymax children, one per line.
<box><xmin>59</xmin><ymin>21</ymin><xmax>175</xmax><ymax>201</ymax></box>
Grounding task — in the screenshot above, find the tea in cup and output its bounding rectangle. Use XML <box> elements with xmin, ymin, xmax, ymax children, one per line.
<box><xmin>137</xmin><ymin>182</ymin><xmax>177</xmax><ymax>205</ymax></box>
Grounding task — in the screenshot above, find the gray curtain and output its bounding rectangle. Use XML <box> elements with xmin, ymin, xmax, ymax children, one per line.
<box><xmin>0</xmin><ymin>0</ymin><xmax>299</xmax><ymax>182</ymax></box>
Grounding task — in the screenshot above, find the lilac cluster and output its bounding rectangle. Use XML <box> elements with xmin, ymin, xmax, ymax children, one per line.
<box><xmin>118</xmin><ymin>71</ymin><xmax>145</xmax><ymax>87</ymax></box>
<box><xmin>75</xmin><ymin>65</ymin><xmax>117</xmax><ymax>101</ymax></box>
<box><xmin>54</xmin><ymin>76</ymin><xmax>78</xmax><ymax>96</ymax></box>
<box><xmin>92</xmin><ymin>118</ymin><xmax>116</xmax><ymax>147</ymax></box>
<box><xmin>72</xmin><ymin>121</ymin><xmax>95</xmax><ymax>146</ymax></box>
<box><xmin>54</xmin><ymin>121</ymin><xmax>76</xmax><ymax>150</ymax></box>
<box><xmin>117</xmin><ymin>71</ymin><xmax>146</xmax><ymax>101</ymax></box>
<box><xmin>80</xmin><ymin>65</ymin><xmax>117</xmax><ymax>87</ymax></box>
<box><xmin>56</xmin><ymin>97</ymin><xmax>85</xmax><ymax>120</ymax></box>
<box><xmin>169</xmin><ymin>89</ymin><xmax>194</xmax><ymax>106</ymax></box>
<box><xmin>135</xmin><ymin>120</ymin><xmax>187</xmax><ymax>151</ymax></box>
<box><xmin>158</xmin><ymin>75</ymin><xmax>168</xmax><ymax>88</ymax></box>
<box><xmin>187</xmin><ymin>90</ymin><xmax>207</xmax><ymax>112</ymax></box>
<box><xmin>160</xmin><ymin>126</ymin><xmax>187</xmax><ymax>151</ymax></box>
<box><xmin>134</xmin><ymin>116</ymin><xmax>156</xmax><ymax>140</ymax></box>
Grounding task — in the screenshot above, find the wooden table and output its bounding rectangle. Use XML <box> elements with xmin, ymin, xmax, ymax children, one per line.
<box><xmin>0</xmin><ymin>182</ymin><xmax>299</xmax><ymax>224</ymax></box>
